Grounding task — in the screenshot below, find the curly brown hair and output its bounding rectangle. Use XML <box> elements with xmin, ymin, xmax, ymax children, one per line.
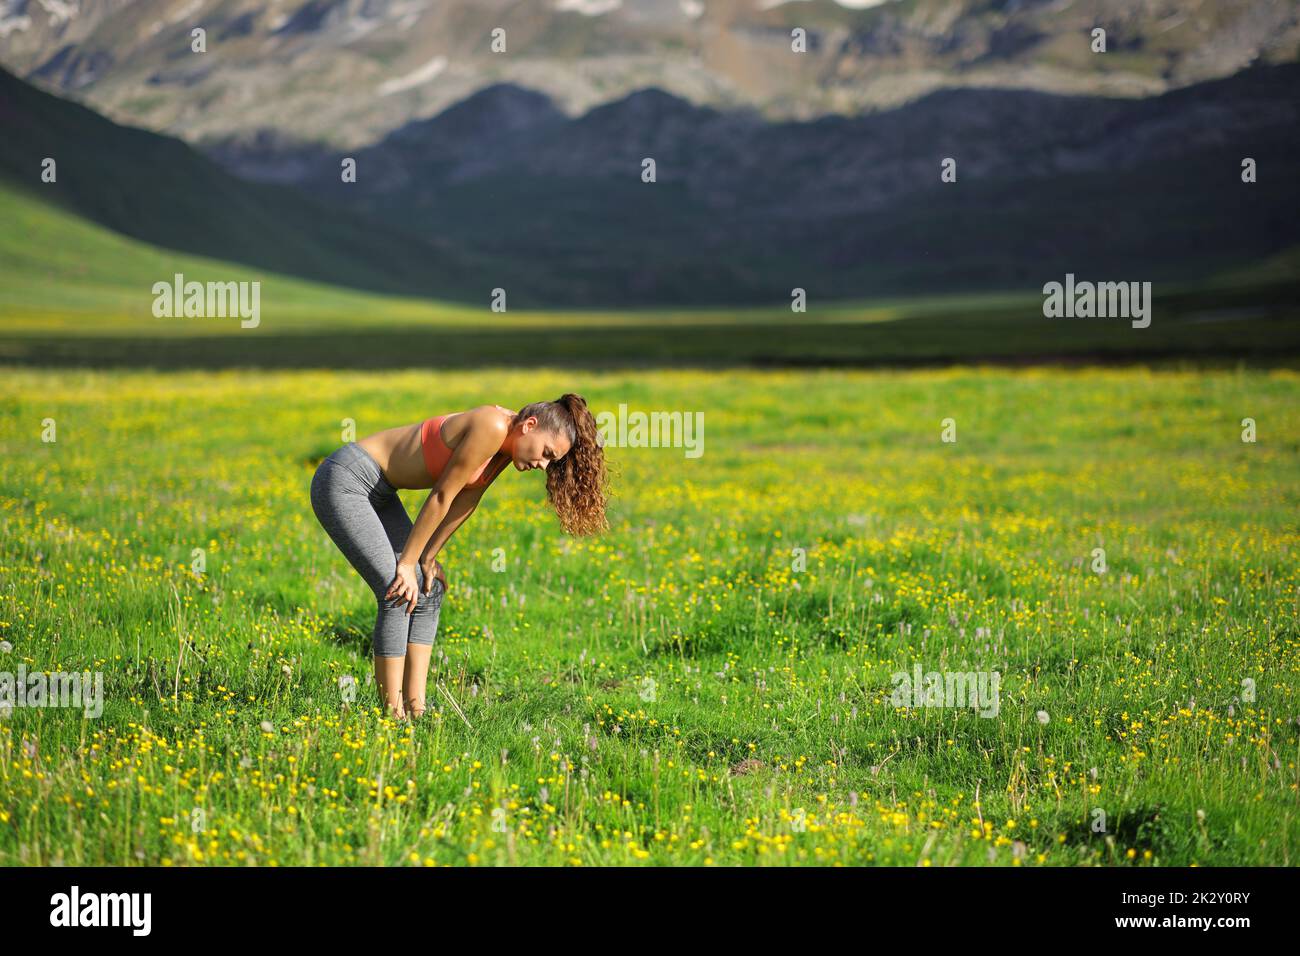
<box><xmin>512</xmin><ymin>393</ymin><xmax>610</xmax><ymax>536</ymax></box>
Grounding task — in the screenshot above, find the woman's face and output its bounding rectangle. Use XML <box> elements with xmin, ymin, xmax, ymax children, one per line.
<box><xmin>511</xmin><ymin>419</ymin><xmax>571</xmax><ymax>472</ymax></box>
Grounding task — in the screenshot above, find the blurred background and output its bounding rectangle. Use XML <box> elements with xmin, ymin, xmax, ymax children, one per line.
<box><xmin>1</xmin><ymin>0</ymin><xmax>1297</xmax><ymax>367</ymax></box>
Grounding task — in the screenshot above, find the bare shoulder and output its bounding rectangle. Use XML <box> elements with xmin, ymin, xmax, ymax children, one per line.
<box><xmin>450</xmin><ymin>405</ymin><xmax>510</xmax><ymax>451</ymax></box>
<box><xmin>463</xmin><ymin>405</ymin><xmax>511</xmax><ymax>433</ymax></box>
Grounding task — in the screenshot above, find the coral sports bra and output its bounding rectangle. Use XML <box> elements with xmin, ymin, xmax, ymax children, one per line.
<box><xmin>419</xmin><ymin>406</ymin><xmax>514</xmax><ymax>489</ymax></box>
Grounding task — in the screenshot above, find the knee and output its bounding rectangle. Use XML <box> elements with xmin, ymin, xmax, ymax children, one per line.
<box><xmin>408</xmin><ymin>568</ymin><xmax>444</xmax><ymax>609</ymax></box>
<box><xmin>373</xmin><ymin>594</ymin><xmax>413</xmax><ymax>657</ymax></box>
<box><xmin>406</xmin><ymin>581</ymin><xmax>443</xmax><ymax>649</ymax></box>
<box><xmin>368</xmin><ymin>557</ymin><xmax>413</xmax><ymax>604</ymax></box>
<box><xmin>409</xmin><ymin>579</ymin><xmax>444</xmax><ymax>623</ymax></box>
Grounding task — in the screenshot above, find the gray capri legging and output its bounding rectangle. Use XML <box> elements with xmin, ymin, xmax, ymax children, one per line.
<box><xmin>310</xmin><ymin>442</ymin><xmax>445</xmax><ymax>657</ymax></box>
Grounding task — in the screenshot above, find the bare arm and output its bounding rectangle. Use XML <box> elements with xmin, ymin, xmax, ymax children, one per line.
<box><xmin>384</xmin><ymin>410</ymin><xmax>507</xmax><ymax>611</ymax></box>
<box><xmin>400</xmin><ymin>419</ymin><xmax>503</xmax><ymax>565</ymax></box>
<box><xmin>422</xmin><ymin>483</ymin><xmax>485</xmax><ymax>559</ymax></box>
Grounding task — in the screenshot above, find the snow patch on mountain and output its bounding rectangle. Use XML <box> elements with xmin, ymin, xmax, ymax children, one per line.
<box><xmin>166</xmin><ymin>0</ymin><xmax>205</xmax><ymax>24</ymax></box>
<box><xmin>0</xmin><ymin>0</ymin><xmax>31</xmax><ymax>37</ymax></box>
<box><xmin>35</xmin><ymin>0</ymin><xmax>78</xmax><ymax>26</ymax></box>
<box><xmin>758</xmin><ymin>0</ymin><xmax>896</xmax><ymax>9</ymax></box>
<box><xmin>554</xmin><ymin>0</ymin><xmax>622</xmax><ymax>16</ymax></box>
<box><xmin>0</xmin><ymin>15</ymin><xmax>30</xmax><ymax>38</ymax></box>
<box><xmin>377</xmin><ymin>55</ymin><xmax>447</xmax><ymax>95</ymax></box>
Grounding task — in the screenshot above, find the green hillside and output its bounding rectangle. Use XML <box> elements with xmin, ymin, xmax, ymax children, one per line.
<box><xmin>0</xmin><ymin>183</ymin><xmax>469</xmax><ymax>333</ymax></box>
<box><xmin>0</xmin><ymin>182</ymin><xmax>927</xmax><ymax>333</ymax></box>
<box><xmin>2</xmin><ymin>163</ymin><xmax>1297</xmax><ymax>369</ymax></box>
<box><xmin>0</xmin><ymin>64</ymin><xmax>489</xmax><ymax>303</ymax></box>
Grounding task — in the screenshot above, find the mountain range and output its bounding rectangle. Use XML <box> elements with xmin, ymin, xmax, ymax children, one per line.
<box><xmin>2</xmin><ymin>1</ymin><xmax>1297</xmax><ymax>307</ymax></box>
<box><xmin>235</xmin><ymin>61</ymin><xmax>1300</xmax><ymax>305</ymax></box>
<box><xmin>3</xmin><ymin>57</ymin><xmax>1298</xmax><ymax>307</ymax></box>
<box><xmin>2</xmin><ymin>0</ymin><xmax>1297</xmax><ymax>155</ymax></box>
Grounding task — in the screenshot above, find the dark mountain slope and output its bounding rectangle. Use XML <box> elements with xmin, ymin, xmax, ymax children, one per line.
<box><xmin>0</xmin><ymin>65</ymin><xmax>491</xmax><ymax>303</ymax></box>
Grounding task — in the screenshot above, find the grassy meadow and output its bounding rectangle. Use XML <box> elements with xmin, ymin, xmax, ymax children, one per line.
<box><xmin>1</xmin><ymin>364</ymin><xmax>1297</xmax><ymax>866</ymax></box>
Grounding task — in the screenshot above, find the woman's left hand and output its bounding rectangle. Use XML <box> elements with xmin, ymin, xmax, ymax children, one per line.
<box><xmin>420</xmin><ymin>555</ymin><xmax>447</xmax><ymax>596</ymax></box>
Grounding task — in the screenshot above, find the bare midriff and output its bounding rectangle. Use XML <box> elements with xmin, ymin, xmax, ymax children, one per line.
<box><xmin>355</xmin><ymin>423</ymin><xmax>430</xmax><ymax>489</ymax></box>
<box><xmin>356</xmin><ymin>406</ymin><xmax>515</xmax><ymax>490</ymax></box>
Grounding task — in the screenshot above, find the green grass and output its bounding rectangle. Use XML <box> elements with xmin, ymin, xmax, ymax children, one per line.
<box><xmin>0</xmin><ymin>365</ymin><xmax>1296</xmax><ymax>865</ymax></box>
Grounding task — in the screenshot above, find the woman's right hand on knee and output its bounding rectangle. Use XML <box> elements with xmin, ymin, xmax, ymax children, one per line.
<box><xmin>384</xmin><ymin>562</ymin><xmax>420</xmax><ymax>614</ymax></box>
